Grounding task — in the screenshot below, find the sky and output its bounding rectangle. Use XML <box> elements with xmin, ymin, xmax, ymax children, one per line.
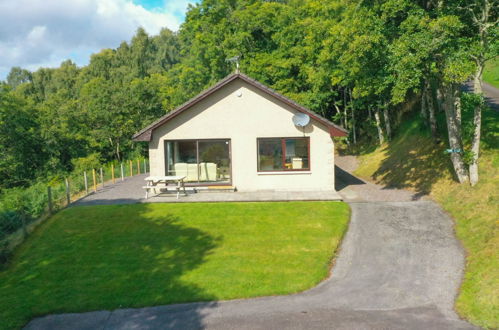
<box><xmin>0</xmin><ymin>0</ymin><xmax>198</xmax><ymax>80</ymax></box>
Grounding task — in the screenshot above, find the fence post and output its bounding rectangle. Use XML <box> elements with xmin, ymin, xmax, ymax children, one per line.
<box><xmin>121</xmin><ymin>163</ymin><xmax>124</xmax><ymax>181</ymax></box>
<box><xmin>65</xmin><ymin>178</ymin><xmax>71</xmax><ymax>205</ymax></box>
<box><xmin>92</xmin><ymin>169</ymin><xmax>97</xmax><ymax>192</ymax></box>
<box><xmin>137</xmin><ymin>159</ymin><xmax>141</xmax><ymax>174</ymax></box>
<box><xmin>143</xmin><ymin>159</ymin><xmax>147</xmax><ymax>173</ymax></box>
<box><xmin>84</xmin><ymin>171</ymin><xmax>88</xmax><ymax>195</ymax></box>
<box><xmin>111</xmin><ymin>164</ymin><xmax>115</xmax><ymax>184</ymax></box>
<box><xmin>129</xmin><ymin>160</ymin><xmax>133</xmax><ymax>177</ymax></box>
<box><xmin>47</xmin><ymin>186</ymin><xmax>53</xmax><ymax>214</ymax></box>
<box><xmin>100</xmin><ymin>168</ymin><xmax>104</xmax><ymax>188</ymax></box>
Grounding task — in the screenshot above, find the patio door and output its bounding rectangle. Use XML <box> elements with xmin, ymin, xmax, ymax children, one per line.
<box><xmin>165</xmin><ymin>139</ymin><xmax>231</xmax><ymax>185</ymax></box>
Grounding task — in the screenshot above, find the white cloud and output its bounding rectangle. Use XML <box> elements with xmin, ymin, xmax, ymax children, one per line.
<box><xmin>26</xmin><ymin>26</ymin><xmax>48</xmax><ymax>45</ymax></box>
<box><xmin>164</xmin><ymin>0</ymin><xmax>195</xmax><ymax>18</ymax></box>
<box><xmin>0</xmin><ymin>0</ymin><xmax>195</xmax><ymax>80</ymax></box>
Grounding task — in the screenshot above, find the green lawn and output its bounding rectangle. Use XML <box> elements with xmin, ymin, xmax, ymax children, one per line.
<box><xmin>483</xmin><ymin>57</ymin><xmax>499</xmax><ymax>88</ymax></box>
<box><xmin>0</xmin><ymin>201</ymin><xmax>349</xmax><ymax>329</ymax></box>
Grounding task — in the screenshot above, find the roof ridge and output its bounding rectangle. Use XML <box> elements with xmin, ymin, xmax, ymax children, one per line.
<box><xmin>133</xmin><ymin>73</ymin><xmax>347</xmax><ymax>141</ymax></box>
<box><xmin>132</xmin><ymin>73</ymin><xmax>239</xmax><ymax>139</ymax></box>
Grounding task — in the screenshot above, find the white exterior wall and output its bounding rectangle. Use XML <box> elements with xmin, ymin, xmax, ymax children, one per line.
<box><xmin>148</xmin><ymin>79</ymin><xmax>335</xmax><ymax>192</ymax></box>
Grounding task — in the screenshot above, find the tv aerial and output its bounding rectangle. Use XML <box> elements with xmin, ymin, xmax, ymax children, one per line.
<box><xmin>226</xmin><ymin>55</ymin><xmax>241</xmax><ymax>73</ymax></box>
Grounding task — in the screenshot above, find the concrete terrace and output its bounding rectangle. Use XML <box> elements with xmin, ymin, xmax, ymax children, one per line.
<box><xmin>72</xmin><ymin>174</ymin><xmax>343</xmax><ymax>206</ymax></box>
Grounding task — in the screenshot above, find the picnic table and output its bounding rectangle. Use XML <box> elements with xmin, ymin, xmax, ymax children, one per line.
<box><xmin>143</xmin><ymin>176</ymin><xmax>187</xmax><ymax>199</ymax></box>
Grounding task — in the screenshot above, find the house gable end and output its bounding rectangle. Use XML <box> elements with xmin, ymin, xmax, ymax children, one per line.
<box><xmin>132</xmin><ymin>73</ymin><xmax>347</xmax><ymax>141</ymax></box>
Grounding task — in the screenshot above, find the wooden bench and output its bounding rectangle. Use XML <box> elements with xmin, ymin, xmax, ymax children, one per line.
<box><xmin>144</xmin><ymin>176</ymin><xmax>187</xmax><ymax>199</ymax></box>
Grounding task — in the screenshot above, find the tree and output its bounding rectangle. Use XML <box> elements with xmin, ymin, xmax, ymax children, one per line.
<box><xmin>321</xmin><ymin>1</ymin><xmax>393</xmax><ymax>145</ymax></box>
<box><xmin>1</xmin><ymin>0</ymin><xmax>490</xmax><ymax>189</ymax></box>
<box><xmin>151</xmin><ymin>28</ymin><xmax>181</xmax><ymax>73</ymax></box>
<box><xmin>6</xmin><ymin>67</ymin><xmax>32</xmax><ymax>89</ymax></box>
<box><xmin>0</xmin><ymin>84</ymin><xmax>44</xmax><ymax>188</ymax></box>
<box><xmin>458</xmin><ymin>0</ymin><xmax>498</xmax><ymax>185</ymax></box>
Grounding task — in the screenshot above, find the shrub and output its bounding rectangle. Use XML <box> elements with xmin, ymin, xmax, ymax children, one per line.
<box><xmin>0</xmin><ymin>209</ymin><xmax>23</xmax><ymax>241</ymax></box>
<box><xmin>0</xmin><ymin>182</ymin><xmax>48</xmax><ymax>241</ymax></box>
<box><xmin>71</xmin><ymin>153</ymin><xmax>102</xmax><ymax>174</ymax></box>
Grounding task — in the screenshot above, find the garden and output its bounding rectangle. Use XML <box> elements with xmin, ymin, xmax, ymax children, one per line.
<box><xmin>0</xmin><ymin>201</ymin><xmax>349</xmax><ymax>329</ymax></box>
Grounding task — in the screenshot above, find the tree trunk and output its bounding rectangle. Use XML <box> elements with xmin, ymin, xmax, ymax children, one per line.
<box><xmin>333</xmin><ymin>103</ymin><xmax>341</xmax><ymax>116</ymax></box>
<box><xmin>425</xmin><ymin>86</ymin><xmax>437</xmax><ymax>139</ymax></box>
<box><xmin>116</xmin><ymin>140</ymin><xmax>121</xmax><ymax>162</ymax></box>
<box><xmin>374</xmin><ymin>109</ymin><xmax>384</xmax><ymax>145</ymax></box>
<box><xmin>351</xmin><ymin>109</ymin><xmax>357</xmax><ymax>144</ymax></box>
<box><xmin>443</xmin><ymin>84</ymin><xmax>468</xmax><ymax>183</ymax></box>
<box><xmin>436</xmin><ymin>86</ymin><xmax>444</xmax><ymax>113</ymax></box>
<box><xmin>465</xmin><ymin>0</ymin><xmax>494</xmax><ymax>186</ymax></box>
<box><xmin>383</xmin><ymin>106</ymin><xmax>391</xmax><ymax>140</ymax></box>
<box><xmin>349</xmin><ymin>89</ymin><xmax>357</xmax><ymax>144</ymax></box>
<box><xmin>469</xmin><ymin>64</ymin><xmax>484</xmax><ymax>186</ymax></box>
<box><xmin>421</xmin><ymin>86</ymin><xmax>427</xmax><ymax>121</ymax></box>
<box><xmin>343</xmin><ymin>89</ymin><xmax>348</xmax><ymax>130</ymax></box>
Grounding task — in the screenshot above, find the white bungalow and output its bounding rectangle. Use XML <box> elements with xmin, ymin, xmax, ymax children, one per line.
<box><xmin>133</xmin><ymin>73</ymin><xmax>347</xmax><ymax>192</ymax></box>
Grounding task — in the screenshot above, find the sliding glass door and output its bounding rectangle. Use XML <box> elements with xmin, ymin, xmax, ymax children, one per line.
<box><xmin>198</xmin><ymin>140</ymin><xmax>231</xmax><ymax>183</ymax></box>
<box><xmin>166</xmin><ymin>140</ymin><xmax>198</xmax><ymax>181</ymax></box>
<box><xmin>165</xmin><ymin>139</ymin><xmax>231</xmax><ymax>185</ymax></box>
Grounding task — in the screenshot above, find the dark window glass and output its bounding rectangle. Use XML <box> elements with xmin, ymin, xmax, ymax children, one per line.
<box><xmin>284</xmin><ymin>138</ymin><xmax>309</xmax><ymax>169</ymax></box>
<box><xmin>258</xmin><ymin>138</ymin><xmax>309</xmax><ymax>171</ymax></box>
<box><xmin>258</xmin><ymin>139</ymin><xmax>283</xmax><ymax>171</ymax></box>
<box><xmin>198</xmin><ymin>140</ymin><xmax>230</xmax><ymax>183</ymax></box>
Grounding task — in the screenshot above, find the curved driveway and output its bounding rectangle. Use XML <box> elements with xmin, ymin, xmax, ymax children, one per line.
<box><xmin>25</xmin><ymin>163</ymin><xmax>476</xmax><ymax>329</ymax></box>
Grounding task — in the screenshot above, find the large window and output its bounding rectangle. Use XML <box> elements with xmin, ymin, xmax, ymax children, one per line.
<box><xmin>165</xmin><ymin>139</ymin><xmax>231</xmax><ymax>184</ymax></box>
<box><xmin>257</xmin><ymin>137</ymin><xmax>310</xmax><ymax>171</ymax></box>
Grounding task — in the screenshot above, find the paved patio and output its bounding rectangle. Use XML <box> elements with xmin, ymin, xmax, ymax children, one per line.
<box><xmin>73</xmin><ymin>174</ymin><xmax>342</xmax><ymax>206</ymax></box>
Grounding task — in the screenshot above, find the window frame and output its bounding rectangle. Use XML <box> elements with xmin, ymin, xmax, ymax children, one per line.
<box><xmin>256</xmin><ymin>137</ymin><xmax>311</xmax><ymax>172</ymax></box>
<box><xmin>164</xmin><ymin>138</ymin><xmax>233</xmax><ymax>186</ymax></box>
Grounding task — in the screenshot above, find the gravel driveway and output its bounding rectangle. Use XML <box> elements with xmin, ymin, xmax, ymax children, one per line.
<box><xmin>25</xmin><ymin>158</ymin><xmax>475</xmax><ymax>329</ymax></box>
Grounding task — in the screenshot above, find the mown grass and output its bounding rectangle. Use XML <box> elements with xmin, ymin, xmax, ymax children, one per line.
<box><xmin>0</xmin><ymin>201</ymin><xmax>349</xmax><ymax>330</ymax></box>
<box><xmin>483</xmin><ymin>57</ymin><xmax>499</xmax><ymax>88</ymax></box>
<box><xmin>354</xmin><ymin>108</ymin><xmax>498</xmax><ymax>329</ymax></box>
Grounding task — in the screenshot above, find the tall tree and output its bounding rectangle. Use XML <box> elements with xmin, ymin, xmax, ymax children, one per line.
<box><xmin>458</xmin><ymin>0</ymin><xmax>498</xmax><ymax>185</ymax></box>
<box><xmin>1</xmin><ymin>0</ymin><xmax>490</xmax><ymax>188</ymax></box>
<box><xmin>6</xmin><ymin>67</ymin><xmax>32</xmax><ymax>89</ymax></box>
<box><xmin>0</xmin><ymin>84</ymin><xmax>44</xmax><ymax>188</ymax></box>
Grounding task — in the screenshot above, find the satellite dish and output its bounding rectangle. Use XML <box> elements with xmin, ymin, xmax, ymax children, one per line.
<box><xmin>292</xmin><ymin>113</ymin><xmax>310</xmax><ymax>127</ymax></box>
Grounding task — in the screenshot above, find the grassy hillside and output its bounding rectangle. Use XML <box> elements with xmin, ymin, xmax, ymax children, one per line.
<box><xmin>353</xmin><ymin>108</ymin><xmax>498</xmax><ymax>329</ymax></box>
<box><xmin>483</xmin><ymin>57</ymin><xmax>499</xmax><ymax>88</ymax></box>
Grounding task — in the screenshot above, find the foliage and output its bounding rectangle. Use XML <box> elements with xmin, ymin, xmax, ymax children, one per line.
<box><xmin>0</xmin><ymin>85</ymin><xmax>44</xmax><ymax>188</ymax></box>
<box><xmin>0</xmin><ymin>182</ymin><xmax>48</xmax><ymax>240</ymax></box>
<box><xmin>71</xmin><ymin>153</ymin><xmax>102</xmax><ymax>174</ymax></box>
<box><xmin>0</xmin><ymin>201</ymin><xmax>349</xmax><ymax>329</ymax></box>
<box><xmin>1</xmin><ymin>27</ymin><xmax>179</xmax><ymax>189</ymax></box>
<box><xmin>1</xmin><ymin>0</ymin><xmax>495</xmax><ymax>189</ymax></box>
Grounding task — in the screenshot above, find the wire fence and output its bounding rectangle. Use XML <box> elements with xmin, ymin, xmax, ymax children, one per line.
<box><xmin>0</xmin><ymin>158</ymin><xmax>148</xmax><ymax>264</ymax></box>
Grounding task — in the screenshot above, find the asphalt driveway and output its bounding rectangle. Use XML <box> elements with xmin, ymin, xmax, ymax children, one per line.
<box><xmin>25</xmin><ymin>160</ymin><xmax>476</xmax><ymax>329</ymax></box>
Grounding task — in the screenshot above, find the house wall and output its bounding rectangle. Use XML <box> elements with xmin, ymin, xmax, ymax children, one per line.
<box><xmin>148</xmin><ymin>79</ymin><xmax>336</xmax><ymax>191</ymax></box>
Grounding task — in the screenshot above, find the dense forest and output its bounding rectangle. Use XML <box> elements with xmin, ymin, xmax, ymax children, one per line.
<box><xmin>0</xmin><ymin>0</ymin><xmax>497</xmax><ymax>191</ymax></box>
